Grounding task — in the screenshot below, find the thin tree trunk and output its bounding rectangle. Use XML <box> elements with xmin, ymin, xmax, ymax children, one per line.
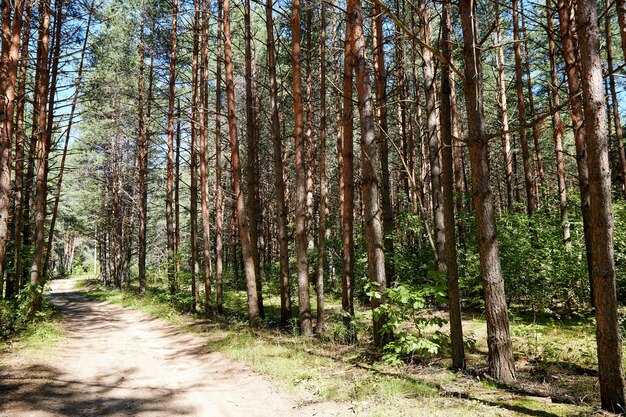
<box><xmin>341</xmin><ymin>16</ymin><xmax>356</xmax><ymax>338</ymax></box>
<box><xmin>175</xmin><ymin>100</ymin><xmax>181</xmax><ymax>277</ymax></box>
<box><xmin>292</xmin><ymin>0</ymin><xmax>312</xmax><ymax>336</ymax></box>
<box><xmin>459</xmin><ymin>0</ymin><xmax>515</xmax><ymax>382</ymax></box>
<box><xmin>348</xmin><ymin>0</ymin><xmax>387</xmax><ymax>347</ymax></box>
<box><xmin>557</xmin><ymin>0</ymin><xmax>594</xmax><ymax>304</ymax></box>
<box><xmin>494</xmin><ymin>6</ymin><xmax>514</xmax><ymax>212</ymax></box>
<box><xmin>137</xmin><ymin>4</ymin><xmax>148</xmax><ymax>295</ymax></box>
<box><xmin>166</xmin><ymin>0</ymin><xmax>178</xmax><ymax>295</ymax></box>
<box><xmin>418</xmin><ymin>0</ymin><xmax>445</xmax><ymax>271</ymax></box>
<box><xmin>605</xmin><ymin>6</ymin><xmax>626</xmax><ymax>195</ymax></box>
<box><xmin>199</xmin><ymin>0</ymin><xmax>213</xmax><ymax>315</ymax></box>
<box><xmin>28</xmin><ymin>0</ymin><xmax>52</xmax><ymax>317</ymax></box>
<box><xmin>1</xmin><ymin>0</ymin><xmax>25</xmax><ymax>298</ymax></box>
<box><xmin>266</xmin><ymin>0</ymin><xmax>291</xmax><ymax>325</ymax></box>
<box><xmin>513</xmin><ymin>0</ymin><xmax>536</xmax><ymax>216</ymax></box>
<box><xmin>11</xmin><ymin>0</ymin><xmax>32</xmax><ymax>298</ymax></box>
<box><xmin>315</xmin><ymin>1</ymin><xmax>327</xmax><ymax>333</ymax></box>
<box><xmin>214</xmin><ymin>0</ymin><xmax>224</xmax><ymax>315</ymax></box>
<box><xmin>575</xmin><ymin>0</ymin><xmax>626</xmax><ymax>411</ymax></box>
<box><xmin>224</xmin><ymin>0</ymin><xmax>259</xmax><ymax>324</ymax></box>
<box><xmin>547</xmin><ymin>4</ymin><xmax>569</xmax><ymax>245</ymax></box>
<box><xmin>305</xmin><ymin>7</ymin><xmax>315</xmax><ymax>251</ymax></box>
<box><xmin>440</xmin><ymin>0</ymin><xmax>465</xmax><ymax>370</ymax></box>
<box><xmin>244</xmin><ymin>0</ymin><xmax>264</xmax><ymax>318</ymax></box>
<box><xmin>372</xmin><ymin>0</ymin><xmax>394</xmax><ymax>285</ymax></box>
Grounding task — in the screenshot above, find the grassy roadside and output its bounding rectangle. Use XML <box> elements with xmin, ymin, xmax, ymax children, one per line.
<box><xmin>76</xmin><ymin>275</ymin><xmax>600</xmax><ymax>417</ymax></box>
<box><xmin>0</xmin><ymin>300</ymin><xmax>64</xmax><ymax>366</ymax></box>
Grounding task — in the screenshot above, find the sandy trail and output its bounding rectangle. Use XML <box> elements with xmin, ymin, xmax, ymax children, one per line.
<box><xmin>0</xmin><ymin>278</ymin><xmax>351</xmax><ymax>417</ymax></box>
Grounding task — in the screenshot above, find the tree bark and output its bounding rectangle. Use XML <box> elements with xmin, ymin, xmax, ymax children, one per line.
<box><xmin>137</xmin><ymin>5</ymin><xmax>148</xmax><ymax>295</ymax></box>
<box><xmin>224</xmin><ymin>0</ymin><xmax>259</xmax><ymax>324</ymax></box>
<box><xmin>494</xmin><ymin>6</ymin><xmax>514</xmax><ymax>212</ymax></box>
<box><xmin>372</xmin><ymin>0</ymin><xmax>394</xmax><ymax>285</ymax></box>
<box><xmin>547</xmin><ymin>3</ymin><xmax>570</xmax><ymax>245</ymax></box>
<box><xmin>214</xmin><ymin>0</ymin><xmax>224</xmax><ymax>315</ymax></box>
<box><xmin>315</xmin><ymin>1</ymin><xmax>327</xmax><ymax>333</ymax></box>
<box><xmin>165</xmin><ymin>0</ymin><xmax>178</xmax><ymax>295</ymax></box>
<box><xmin>459</xmin><ymin>0</ymin><xmax>515</xmax><ymax>383</ymax></box>
<box><xmin>605</xmin><ymin>6</ymin><xmax>626</xmax><ymax>195</ymax></box>
<box><xmin>266</xmin><ymin>0</ymin><xmax>291</xmax><ymax>325</ymax></box>
<box><xmin>440</xmin><ymin>0</ymin><xmax>465</xmax><ymax>370</ymax></box>
<box><xmin>189</xmin><ymin>0</ymin><xmax>200</xmax><ymax>310</ymax></box>
<box><xmin>341</xmin><ymin>16</ymin><xmax>356</xmax><ymax>338</ymax></box>
<box><xmin>28</xmin><ymin>0</ymin><xmax>52</xmax><ymax>317</ymax></box>
<box><xmin>348</xmin><ymin>0</ymin><xmax>388</xmax><ymax>348</ymax></box>
<box><xmin>199</xmin><ymin>0</ymin><xmax>213</xmax><ymax>315</ymax></box>
<box><xmin>513</xmin><ymin>0</ymin><xmax>536</xmax><ymax>216</ymax></box>
<box><xmin>557</xmin><ymin>0</ymin><xmax>594</xmax><ymax>304</ymax></box>
<box><xmin>574</xmin><ymin>0</ymin><xmax>626</xmax><ymax>410</ymax></box>
<box><xmin>292</xmin><ymin>0</ymin><xmax>312</xmax><ymax>336</ymax></box>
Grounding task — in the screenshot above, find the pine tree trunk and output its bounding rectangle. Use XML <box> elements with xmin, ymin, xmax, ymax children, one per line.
<box><xmin>459</xmin><ymin>0</ymin><xmax>515</xmax><ymax>382</ymax></box>
<box><xmin>0</xmin><ymin>0</ymin><xmax>25</xmax><ymax>298</ymax></box>
<box><xmin>440</xmin><ymin>0</ymin><xmax>465</xmax><ymax>370</ymax></box>
<box><xmin>348</xmin><ymin>0</ymin><xmax>387</xmax><ymax>347</ymax></box>
<box><xmin>189</xmin><ymin>0</ymin><xmax>200</xmax><ymax>310</ymax></box>
<box><xmin>28</xmin><ymin>0</ymin><xmax>52</xmax><ymax>317</ymax></box>
<box><xmin>214</xmin><ymin>0</ymin><xmax>224</xmax><ymax>315</ymax></box>
<box><xmin>137</xmin><ymin>6</ymin><xmax>148</xmax><ymax>295</ymax></box>
<box><xmin>341</xmin><ymin>16</ymin><xmax>356</xmax><ymax>338</ymax></box>
<box><xmin>372</xmin><ymin>1</ymin><xmax>394</xmax><ymax>285</ymax></box>
<box><xmin>547</xmin><ymin>3</ymin><xmax>569</xmax><ymax>245</ymax></box>
<box><xmin>224</xmin><ymin>0</ymin><xmax>259</xmax><ymax>324</ymax></box>
<box><xmin>199</xmin><ymin>0</ymin><xmax>213</xmax><ymax>315</ymax></box>
<box><xmin>266</xmin><ymin>0</ymin><xmax>291</xmax><ymax>325</ymax></box>
<box><xmin>574</xmin><ymin>0</ymin><xmax>626</xmax><ymax>410</ymax></box>
<box><xmin>165</xmin><ymin>0</ymin><xmax>178</xmax><ymax>295</ymax></box>
<box><xmin>292</xmin><ymin>0</ymin><xmax>313</xmax><ymax>336</ymax></box>
<box><xmin>512</xmin><ymin>0</ymin><xmax>536</xmax><ymax>216</ymax></box>
<box><xmin>418</xmin><ymin>0</ymin><xmax>445</xmax><ymax>271</ymax></box>
<box><xmin>315</xmin><ymin>1</ymin><xmax>328</xmax><ymax>333</ymax></box>
<box><xmin>494</xmin><ymin>6</ymin><xmax>514</xmax><ymax>212</ymax></box>
<box><xmin>556</xmin><ymin>0</ymin><xmax>594</xmax><ymax>305</ymax></box>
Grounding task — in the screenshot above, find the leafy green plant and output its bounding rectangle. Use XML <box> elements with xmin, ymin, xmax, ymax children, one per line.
<box><xmin>369</xmin><ymin>278</ymin><xmax>448</xmax><ymax>365</ymax></box>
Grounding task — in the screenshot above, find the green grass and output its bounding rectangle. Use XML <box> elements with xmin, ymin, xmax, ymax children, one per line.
<box><xmin>73</xmin><ymin>275</ymin><xmax>601</xmax><ymax>416</ymax></box>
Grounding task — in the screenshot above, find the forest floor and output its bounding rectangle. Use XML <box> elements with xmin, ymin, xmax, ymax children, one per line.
<box><xmin>0</xmin><ymin>276</ymin><xmax>619</xmax><ymax>416</ymax></box>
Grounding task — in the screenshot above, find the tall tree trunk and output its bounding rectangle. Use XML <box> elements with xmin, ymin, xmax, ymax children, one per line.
<box><xmin>166</xmin><ymin>0</ymin><xmax>178</xmax><ymax>295</ymax></box>
<box><xmin>459</xmin><ymin>0</ymin><xmax>515</xmax><ymax>382</ymax></box>
<box><xmin>199</xmin><ymin>0</ymin><xmax>213</xmax><ymax>315</ymax></box>
<box><xmin>266</xmin><ymin>0</ymin><xmax>291</xmax><ymax>325</ymax></box>
<box><xmin>418</xmin><ymin>0</ymin><xmax>445</xmax><ymax>271</ymax></box>
<box><xmin>521</xmin><ymin>2</ymin><xmax>545</xmax><ymax>193</ymax></box>
<box><xmin>494</xmin><ymin>6</ymin><xmax>514</xmax><ymax>212</ymax></box>
<box><xmin>214</xmin><ymin>0</ymin><xmax>224</xmax><ymax>315</ymax></box>
<box><xmin>224</xmin><ymin>0</ymin><xmax>259</xmax><ymax>324</ymax></box>
<box><xmin>557</xmin><ymin>0</ymin><xmax>594</xmax><ymax>305</ymax></box>
<box><xmin>292</xmin><ymin>0</ymin><xmax>312</xmax><ymax>336</ymax></box>
<box><xmin>605</xmin><ymin>6</ymin><xmax>626</xmax><ymax>195</ymax></box>
<box><xmin>315</xmin><ymin>1</ymin><xmax>327</xmax><ymax>333</ymax></box>
<box><xmin>372</xmin><ymin>0</ymin><xmax>394</xmax><ymax>285</ymax></box>
<box><xmin>341</xmin><ymin>16</ymin><xmax>355</xmax><ymax>338</ymax></box>
<box><xmin>175</xmin><ymin>100</ymin><xmax>181</xmax><ymax>277</ymax></box>
<box><xmin>28</xmin><ymin>0</ymin><xmax>52</xmax><ymax>317</ymax></box>
<box><xmin>1</xmin><ymin>0</ymin><xmax>25</xmax><ymax>297</ymax></box>
<box><xmin>547</xmin><ymin>3</ymin><xmax>569</xmax><ymax>245</ymax></box>
<box><xmin>512</xmin><ymin>0</ymin><xmax>536</xmax><ymax>216</ymax></box>
<box><xmin>348</xmin><ymin>0</ymin><xmax>387</xmax><ymax>347</ymax></box>
<box><xmin>137</xmin><ymin>5</ymin><xmax>148</xmax><ymax>295</ymax></box>
<box><xmin>440</xmin><ymin>0</ymin><xmax>465</xmax><ymax>370</ymax></box>
<box><xmin>575</xmin><ymin>0</ymin><xmax>626</xmax><ymax>411</ymax></box>
<box><xmin>244</xmin><ymin>0</ymin><xmax>264</xmax><ymax>318</ymax></box>
<box><xmin>11</xmin><ymin>0</ymin><xmax>32</xmax><ymax>298</ymax></box>
<box><xmin>305</xmin><ymin>8</ymin><xmax>315</xmax><ymax>251</ymax></box>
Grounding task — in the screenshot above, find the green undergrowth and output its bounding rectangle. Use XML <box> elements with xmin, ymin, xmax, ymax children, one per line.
<box><xmin>75</xmin><ymin>275</ymin><xmax>600</xmax><ymax>416</ymax></box>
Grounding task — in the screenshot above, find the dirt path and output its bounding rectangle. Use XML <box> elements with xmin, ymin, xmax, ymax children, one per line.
<box><xmin>0</xmin><ymin>278</ymin><xmax>351</xmax><ymax>417</ymax></box>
